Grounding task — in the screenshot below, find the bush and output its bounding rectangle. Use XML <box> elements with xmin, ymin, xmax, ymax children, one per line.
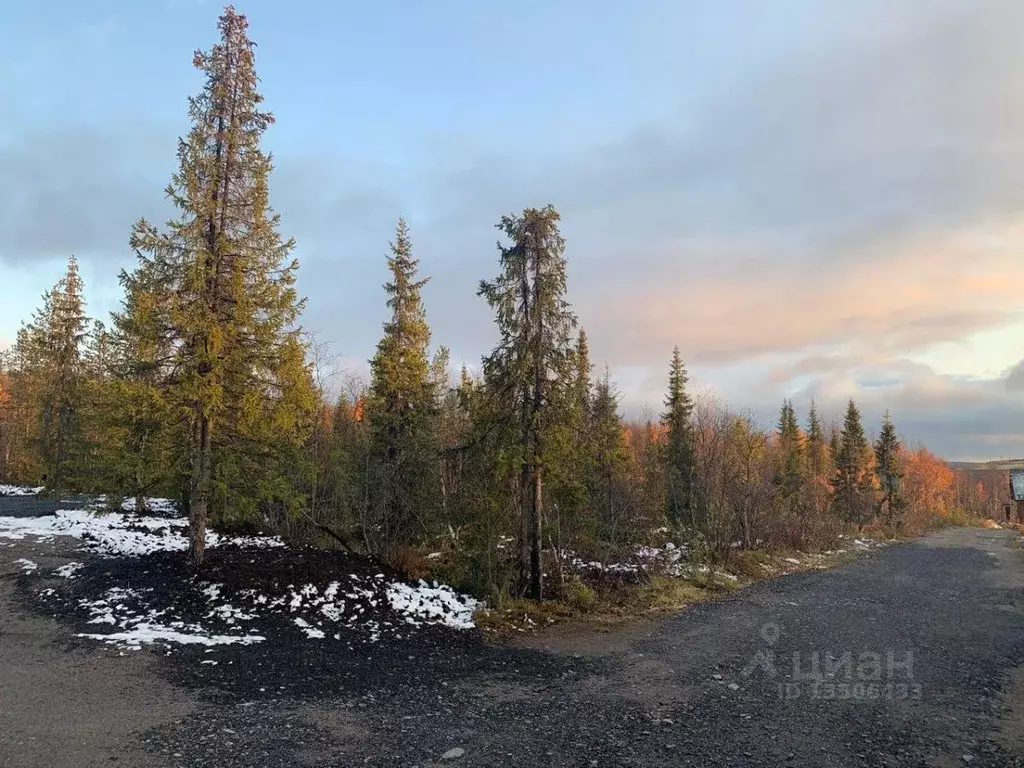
<box><xmin>563</xmin><ymin>576</ymin><xmax>597</xmax><ymax>612</ymax></box>
<box><xmin>389</xmin><ymin>546</ymin><xmax>431</xmax><ymax>581</ymax></box>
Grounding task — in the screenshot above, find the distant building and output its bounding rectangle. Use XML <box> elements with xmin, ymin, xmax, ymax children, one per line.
<box><xmin>1013</xmin><ymin>469</ymin><xmax>1024</xmax><ymax>502</ymax></box>
<box><xmin>1010</xmin><ymin>470</ymin><xmax>1024</xmax><ymax>522</ymax></box>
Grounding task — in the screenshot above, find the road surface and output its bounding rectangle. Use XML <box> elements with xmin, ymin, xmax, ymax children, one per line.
<box><xmin>2</xmin><ymin>525</ymin><xmax>1024</xmax><ymax>767</ymax></box>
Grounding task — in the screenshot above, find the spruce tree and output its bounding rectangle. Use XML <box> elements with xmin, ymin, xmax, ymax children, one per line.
<box><xmin>775</xmin><ymin>399</ymin><xmax>804</xmax><ymax>502</ymax></box>
<box><xmin>874</xmin><ymin>410</ymin><xmax>903</xmax><ymax>522</ymax></box>
<box><xmin>828</xmin><ymin>423</ymin><xmax>841</xmax><ymax>468</ymax></box>
<box><xmin>74</xmin><ymin>320</ymin><xmax>112</xmax><ymax>493</ymax></box>
<box><xmin>93</xmin><ymin>265</ymin><xmax>184</xmax><ymax>513</ymax></box>
<box><xmin>806</xmin><ymin>400</ymin><xmax>826</xmax><ymax>479</ymax></box>
<box><xmin>553</xmin><ymin>329</ymin><xmax>593</xmax><ymax>555</ymax></box>
<box><xmin>478</xmin><ymin>204</ymin><xmax>578</xmax><ymax>600</ymax></box>
<box><xmin>590</xmin><ymin>366</ymin><xmax>629</xmax><ymax>542</ymax></box>
<box><xmin>366</xmin><ymin>218</ymin><xmax>438</xmax><ymax>551</ymax></box>
<box><xmin>833</xmin><ymin>399</ymin><xmax>875</xmax><ymax>526</ymax></box>
<box><xmin>127</xmin><ymin>6</ymin><xmax>312</xmax><ymax>565</ymax></box>
<box><xmin>571</xmin><ymin>330</ymin><xmax>593</xmax><ymax>418</ymax></box>
<box><xmin>661</xmin><ymin>346</ymin><xmax>695</xmax><ymax>527</ymax></box>
<box><xmin>805</xmin><ymin>399</ymin><xmax>830</xmax><ymax>516</ymax></box>
<box><xmin>12</xmin><ymin>256</ymin><xmax>89</xmax><ymax>492</ymax></box>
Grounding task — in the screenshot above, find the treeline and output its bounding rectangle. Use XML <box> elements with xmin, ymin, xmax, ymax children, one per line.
<box><xmin>0</xmin><ymin>6</ymin><xmax>1007</xmax><ymax>603</ymax></box>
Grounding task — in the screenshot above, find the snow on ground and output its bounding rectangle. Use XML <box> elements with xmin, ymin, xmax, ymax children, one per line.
<box><xmin>833</xmin><ymin>535</ymin><xmax>893</xmax><ymax>553</ymax></box>
<box><xmin>59</xmin><ymin>569</ymin><xmax>483</xmax><ymax>650</ymax></box>
<box><xmin>566</xmin><ymin>541</ymin><xmax>741</xmax><ymax>582</ymax></box>
<box><xmin>0</xmin><ymin>484</ymin><xmax>44</xmax><ymax>496</ymax></box>
<box><xmin>689</xmin><ymin>564</ymin><xmax>740</xmax><ymax>582</ymax></box>
<box><xmin>0</xmin><ymin>508</ymin><xmax>285</xmax><ymax>556</ymax></box>
<box><xmin>15</xmin><ymin>557</ymin><xmax>37</xmax><ymax>573</ymax></box>
<box><xmin>115</xmin><ymin>496</ymin><xmax>180</xmax><ymax>515</ymax></box>
<box><xmin>76</xmin><ymin>586</ymin><xmax>266</xmax><ymax>649</ymax></box>
<box><xmin>2</xmin><ymin>501</ymin><xmax>483</xmax><ymax>650</ymax></box>
<box><xmin>55</xmin><ymin>561</ymin><xmax>84</xmax><ymax>578</ymax></box>
<box><xmin>386</xmin><ymin>581</ymin><xmax>480</xmax><ymax>629</ymax></box>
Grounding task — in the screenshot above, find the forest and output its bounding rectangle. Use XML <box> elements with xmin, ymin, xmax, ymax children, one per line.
<box><xmin>0</xmin><ymin>6</ymin><xmax>1009</xmax><ymax>606</ymax></box>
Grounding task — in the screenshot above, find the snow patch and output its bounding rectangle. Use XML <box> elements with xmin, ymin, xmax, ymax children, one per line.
<box><xmin>15</xmin><ymin>558</ymin><xmax>38</xmax><ymax>573</ymax></box>
<box><xmin>293</xmin><ymin>617</ymin><xmax>326</xmax><ymax>639</ymax></box>
<box><xmin>78</xmin><ymin>622</ymin><xmax>266</xmax><ymax>648</ymax></box>
<box><xmin>0</xmin><ymin>509</ymin><xmax>285</xmax><ymax>556</ymax></box>
<box><xmin>77</xmin><ymin>586</ymin><xmax>264</xmax><ymax>648</ymax></box>
<box><xmin>117</xmin><ymin>497</ymin><xmax>179</xmax><ymax>515</ymax></box>
<box><xmin>386</xmin><ymin>581</ymin><xmax>482</xmax><ymax>630</ymax></box>
<box><xmin>55</xmin><ymin>561</ymin><xmax>84</xmax><ymax>578</ymax></box>
<box><xmin>0</xmin><ymin>484</ymin><xmax>44</xmax><ymax>497</ymax></box>
<box><xmin>3</xmin><ymin>503</ymin><xmax>482</xmax><ymax>648</ymax></box>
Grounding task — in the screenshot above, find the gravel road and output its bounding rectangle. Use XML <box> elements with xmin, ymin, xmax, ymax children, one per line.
<box><xmin>3</xmin><ymin>524</ymin><xmax>1024</xmax><ymax>767</ymax></box>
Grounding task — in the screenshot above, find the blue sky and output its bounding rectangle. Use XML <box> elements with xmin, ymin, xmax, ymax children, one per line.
<box><xmin>2</xmin><ymin>0</ymin><xmax>1023</xmax><ymax>460</ymax></box>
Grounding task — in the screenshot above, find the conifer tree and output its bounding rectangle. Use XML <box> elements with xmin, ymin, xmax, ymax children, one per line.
<box><xmin>90</xmin><ymin>265</ymin><xmax>184</xmax><ymax>513</ymax></box>
<box><xmin>127</xmin><ymin>6</ymin><xmax>312</xmax><ymax>565</ymax></box>
<box><xmin>74</xmin><ymin>320</ymin><xmax>113</xmax><ymax>493</ymax></box>
<box><xmin>833</xmin><ymin>399</ymin><xmax>875</xmax><ymax>526</ymax></box>
<box><xmin>366</xmin><ymin>218</ymin><xmax>439</xmax><ymax>551</ymax></box>
<box><xmin>874</xmin><ymin>410</ymin><xmax>903</xmax><ymax>522</ymax></box>
<box><xmin>806</xmin><ymin>400</ymin><xmax>826</xmax><ymax>479</ymax></box>
<box><xmin>805</xmin><ymin>399</ymin><xmax>831</xmax><ymax>516</ymax></box>
<box><xmin>571</xmin><ymin>330</ymin><xmax>593</xmax><ymax>419</ymax></box>
<box><xmin>828</xmin><ymin>423</ymin><xmax>841</xmax><ymax>467</ymax></box>
<box><xmin>775</xmin><ymin>399</ymin><xmax>804</xmax><ymax>503</ymax></box>
<box><xmin>12</xmin><ymin>256</ymin><xmax>89</xmax><ymax>492</ymax></box>
<box><xmin>549</xmin><ymin>329</ymin><xmax>593</xmax><ymax>556</ymax></box>
<box><xmin>590</xmin><ymin>366</ymin><xmax>630</xmax><ymax>541</ymax></box>
<box><xmin>661</xmin><ymin>346</ymin><xmax>695</xmax><ymax>527</ymax></box>
<box><xmin>478</xmin><ymin>204</ymin><xmax>578</xmax><ymax>600</ymax></box>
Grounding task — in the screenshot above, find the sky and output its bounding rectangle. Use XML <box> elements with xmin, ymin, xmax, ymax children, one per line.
<box><xmin>1</xmin><ymin>0</ymin><xmax>1023</xmax><ymax>461</ymax></box>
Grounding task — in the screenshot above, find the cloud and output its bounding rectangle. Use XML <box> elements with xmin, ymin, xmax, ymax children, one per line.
<box><xmin>1007</xmin><ymin>360</ymin><xmax>1024</xmax><ymax>392</ymax></box>
<box><xmin>4</xmin><ymin>0</ymin><xmax>1023</xmax><ymax>459</ymax></box>
<box><xmin>0</xmin><ymin>124</ymin><xmax>176</xmax><ymax>265</ymax></box>
<box><xmin>582</xmin><ymin>220</ymin><xmax>1024</xmax><ymax>367</ymax></box>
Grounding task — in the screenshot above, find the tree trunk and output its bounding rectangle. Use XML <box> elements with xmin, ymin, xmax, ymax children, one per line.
<box><xmin>519</xmin><ymin>460</ymin><xmax>531</xmax><ymax>597</ymax></box>
<box><xmin>188</xmin><ymin>411</ymin><xmax>212</xmax><ymax>568</ymax></box>
<box><xmin>530</xmin><ymin>462</ymin><xmax>543</xmax><ymax>601</ymax></box>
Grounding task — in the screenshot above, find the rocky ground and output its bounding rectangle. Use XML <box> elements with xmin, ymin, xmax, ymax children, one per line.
<box><xmin>3</xmin><ymin>494</ymin><xmax>1024</xmax><ymax>767</ymax></box>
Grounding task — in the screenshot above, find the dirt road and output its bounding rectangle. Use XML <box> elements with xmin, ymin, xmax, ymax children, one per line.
<box><xmin>3</xmin><ymin>527</ymin><xmax>1024</xmax><ymax>767</ymax></box>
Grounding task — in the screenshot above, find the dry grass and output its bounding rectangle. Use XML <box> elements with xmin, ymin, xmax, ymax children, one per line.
<box><xmin>475</xmin><ymin>533</ymin><xmax>898</xmax><ymax>638</ymax></box>
<box><xmin>474</xmin><ymin>574</ymin><xmax>722</xmax><ymax>637</ymax></box>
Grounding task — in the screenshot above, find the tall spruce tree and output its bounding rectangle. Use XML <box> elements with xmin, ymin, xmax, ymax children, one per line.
<box><xmin>874</xmin><ymin>410</ymin><xmax>903</xmax><ymax>522</ymax></box>
<box><xmin>662</xmin><ymin>346</ymin><xmax>695</xmax><ymax>527</ymax></box>
<box><xmin>590</xmin><ymin>366</ymin><xmax>630</xmax><ymax>542</ymax></box>
<box><xmin>833</xmin><ymin>399</ymin><xmax>875</xmax><ymax>526</ymax></box>
<box><xmin>806</xmin><ymin>400</ymin><xmax>826</xmax><ymax>479</ymax></box>
<box><xmin>805</xmin><ymin>399</ymin><xmax>830</xmax><ymax>515</ymax></box>
<box><xmin>828</xmin><ymin>422</ymin><xmax>842</xmax><ymax>468</ymax></box>
<box><xmin>775</xmin><ymin>399</ymin><xmax>804</xmax><ymax>503</ymax></box>
<box><xmin>554</xmin><ymin>329</ymin><xmax>594</xmax><ymax>554</ymax></box>
<box><xmin>94</xmin><ymin>264</ymin><xmax>183</xmax><ymax>513</ymax></box>
<box><xmin>127</xmin><ymin>6</ymin><xmax>312</xmax><ymax>565</ymax></box>
<box><xmin>478</xmin><ymin>204</ymin><xmax>577</xmax><ymax>600</ymax></box>
<box><xmin>74</xmin><ymin>320</ymin><xmax>112</xmax><ymax>493</ymax></box>
<box><xmin>12</xmin><ymin>256</ymin><xmax>89</xmax><ymax>492</ymax></box>
<box><xmin>366</xmin><ymin>218</ymin><xmax>438</xmax><ymax>552</ymax></box>
<box><xmin>571</xmin><ymin>330</ymin><xmax>593</xmax><ymax>418</ymax></box>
